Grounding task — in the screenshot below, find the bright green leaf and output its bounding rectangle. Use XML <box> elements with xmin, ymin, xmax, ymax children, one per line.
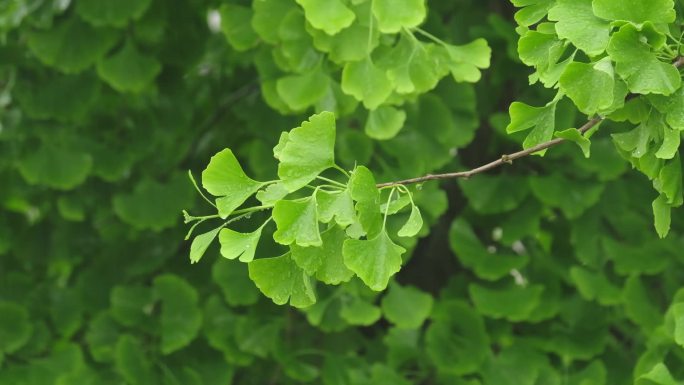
<box><xmin>607</xmin><ymin>24</ymin><xmax>681</xmax><ymax>96</ymax></box>
<box><xmin>296</xmin><ymin>0</ymin><xmax>355</xmax><ymax>35</ymax></box>
<box><xmin>202</xmin><ymin>149</ymin><xmax>263</xmax><ymax>218</ymax></box>
<box><xmin>342</xmin><ymin>58</ymin><xmax>393</xmax><ymax>109</ymax></box>
<box><xmin>548</xmin><ymin>0</ymin><xmax>610</xmax><ymax>56</ymax></box>
<box><xmin>273</xmin><ymin>196</ymin><xmax>322</xmax><ymax>246</ymax></box>
<box><xmin>277</xmin><ymin>112</ymin><xmax>336</xmax><ymax>191</ymax></box>
<box><xmin>593</xmin><ymin>0</ymin><xmax>676</xmax><ymax>24</ymax></box>
<box><xmin>248</xmin><ymin>254</ymin><xmax>316</xmax><ymax>308</ymax></box>
<box><xmin>652</xmin><ymin>194</ymin><xmax>671</xmax><ymax>238</ymax></box>
<box><xmin>506</xmin><ymin>101</ymin><xmax>557</xmax><ymax>152</ymax></box>
<box><xmin>276</xmin><ymin>70</ymin><xmax>330</xmax><ymax>111</ymax></box>
<box><xmin>219</xmin><ymin>224</ymin><xmax>265</xmax><ymax>263</ymax></box>
<box><xmin>219</xmin><ymin>4</ymin><xmax>259</xmax><ymax>51</ymax></box>
<box><xmin>343</xmin><ymin>229</ymin><xmax>405</xmax><ymax>291</ymax></box>
<box><xmin>555</xmin><ymin>128</ymin><xmax>591</xmax><ymax>157</ymax></box>
<box><xmin>316</xmin><ymin>189</ymin><xmax>355</xmax><ymax>227</ymax></box>
<box><xmin>397</xmin><ymin>205</ymin><xmax>422</xmax><ymax>237</ymax></box>
<box><xmin>559</xmin><ymin>59</ymin><xmax>615</xmax><ymax>115</ymax></box>
<box><xmin>371</xmin><ymin>0</ymin><xmax>426</xmax><ymax>33</ymax></box>
<box><xmin>189</xmin><ymin>227</ymin><xmax>221</xmax><ymax>264</ymax></box>
<box><xmin>365</xmin><ymin>105</ymin><xmax>406</xmax><ymax>140</ymax></box>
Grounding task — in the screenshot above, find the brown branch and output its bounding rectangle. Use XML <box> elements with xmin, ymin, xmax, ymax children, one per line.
<box><xmin>377</xmin><ymin>56</ymin><xmax>684</xmax><ymax>188</ymax></box>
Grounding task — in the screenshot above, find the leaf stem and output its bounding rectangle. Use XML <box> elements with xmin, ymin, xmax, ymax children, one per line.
<box><xmin>333</xmin><ymin>164</ymin><xmax>351</xmax><ymax>178</ymax></box>
<box><xmin>413</xmin><ymin>27</ymin><xmax>447</xmax><ymax>46</ymax></box>
<box><xmin>382</xmin><ymin>187</ymin><xmax>396</xmax><ymax>230</ymax></box>
<box><xmin>187</xmin><ymin>170</ymin><xmax>217</xmax><ymax>208</ymax></box>
<box><xmin>316</xmin><ymin>175</ymin><xmax>347</xmax><ymax>188</ymax></box>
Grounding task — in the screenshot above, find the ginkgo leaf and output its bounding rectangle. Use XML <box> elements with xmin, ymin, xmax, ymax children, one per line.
<box><xmin>592</xmin><ymin>0</ymin><xmax>676</xmax><ymax>24</ymax></box>
<box><xmin>276</xmin><ymin>70</ymin><xmax>330</xmax><ymax>111</ymax></box>
<box><xmin>555</xmin><ymin>128</ymin><xmax>591</xmax><ymax>158</ymax></box>
<box><xmin>365</xmin><ymin>106</ymin><xmax>406</xmax><ymax>140</ymax></box>
<box><xmin>0</xmin><ymin>302</ymin><xmax>32</xmax><ymax>354</ymax></box>
<box><xmin>27</xmin><ymin>18</ymin><xmax>118</xmax><ymax>73</ymax></box>
<box><xmin>273</xmin><ymin>197</ymin><xmax>322</xmax><ymax>246</ymax></box>
<box><xmin>201</xmin><ymin>149</ymin><xmax>263</xmax><ymax>218</ymax></box>
<box><xmin>652</xmin><ymin>194</ymin><xmax>671</xmax><ymax>238</ymax></box>
<box><xmin>248</xmin><ymin>254</ymin><xmax>316</xmax><ymax>308</ymax></box>
<box><xmin>510</xmin><ymin>0</ymin><xmax>554</xmax><ymax>26</ymax></box>
<box><xmin>277</xmin><ymin>112</ymin><xmax>336</xmax><ymax>191</ymax></box>
<box><xmin>343</xmin><ymin>229</ymin><xmax>405</xmax><ymax>291</ymax></box>
<box><xmin>371</xmin><ymin>0</ymin><xmax>426</xmax><ymax>33</ymax></box>
<box><xmin>381</xmin><ymin>283</ymin><xmax>433</xmax><ymax>329</ymax></box>
<box><xmin>349</xmin><ymin>166</ymin><xmax>380</xmax><ymax>203</ymax></box>
<box><xmin>291</xmin><ymin>225</ymin><xmax>354</xmax><ymax>284</ymax></box>
<box><xmin>559</xmin><ymin>59</ymin><xmax>615</xmax><ymax>115</ymax></box>
<box><xmin>442</xmin><ymin>38</ymin><xmax>492</xmax><ymax>83</ymax></box>
<box><xmin>547</xmin><ymin>0</ymin><xmax>610</xmax><ymax>56</ymax></box>
<box><xmin>295</xmin><ymin>0</ymin><xmax>355</xmax><ymax>35</ymax></box>
<box><xmin>189</xmin><ymin>226</ymin><xmax>221</xmax><ymax>263</ymax></box>
<box><xmin>115</xmin><ymin>335</ymin><xmax>155</xmax><ymax>385</ymax></box>
<box><xmin>397</xmin><ymin>205</ymin><xmax>423</xmax><ymax>237</ymax></box>
<box><xmin>18</xmin><ymin>144</ymin><xmax>92</xmax><ymax>190</ymax></box>
<box><xmin>76</xmin><ymin>0</ymin><xmax>152</xmax><ymax>27</ymax></box>
<box><xmin>655</xmin><ymin>125</ymin><xmax>680</xmax><ymax>160</ymax></box>
<box><xmin>377</xmin><ymin>35</ymin><xmax>443</xmax><ymax>95</ymax></box>
<box><xmin>341</xmin><ymin>58</ymin><xmax>394</xmax><ymax>109</ymax></box>
<box><xmin>316</xmin><ymin>189</ymin><xmax>355</xmax><ymax>227</ymax></box>
<box><xmin>153</xmin><ymin>275</ymin><xmax>202</xmax><ymax>355</ymax></box>
<box><xmin>256</xmin><ymin>183</ymin><xmax>290</xmax><ymax>206</ymax></box>
<box><xmin>219</xmin><ymin>4</ymin><xmax>259</xmax><ymax>51</ymax></box>
<box><xmin>607</xmin><ymin>24</ymin><xmax>681</xmax><ymax>96</ymax></box>
<box><xmin>636</xmin><ymin>363</ymin><xmax>678</xmax><ymax>385</ymax></box>
<box><xmin>340</xmin><ymin>297</ymin><xmax>381</xmax><ymax>325</ymax></box>
<box><xmin>506</xmin><ymin>101</ymin><xmax>558</xmax><ymax>153</ymax></box>
<box><xmin>97</xmin><ymin>41</ymin><xmax>161</xmax><ymax>93</ymax></box>
<box><xmin>218</xmin><ymin>223</ymin><xmax>266</xmax><ymax>262</ymax></box>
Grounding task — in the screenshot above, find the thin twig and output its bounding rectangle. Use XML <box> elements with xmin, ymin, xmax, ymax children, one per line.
<box><xmin>377</xmin><ymin>57</ymin><xmax>684</xmax><ymax>188</ymax></box>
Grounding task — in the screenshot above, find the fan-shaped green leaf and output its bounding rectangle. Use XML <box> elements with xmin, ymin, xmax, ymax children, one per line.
<box><xmin>115</xmin><ymin>335</ymin><xmax>155</xmax><ymax>385</ymax></box>
<box><xmin>27</xmin><ymin>18</ymin><xmax>118</xmax><ymax>73</ymax></box>
<box><xmin>248</xmin><ymin>254</ymin><xmax>316</xmax><ymax>308</ymax></box>
<box><xmin>218</xmin><ymin>223</ymin><xmax>265</xmax><ymax>262</ymax></box>
<box><xmin>607</xmin><ymin>24</ymin><xmax>680</xmax><ymax>96</ymax></box>
<box><xmin>371</xmin><ymin>0</ymin><xmax>426</xmax><ymax>33</ymax></box>
<box><xmin>273</xmin><ymin>196</ymin><xmax>322</xmax><ymax>246</ymax></box>
<box><xmin>593</xmin><ymin>0</ymin><xmax>676</xmax><ymax>24</ymax></box>
<box><xmin>341</xmin><ymin>58</ymin><xmax>393</xmax><ymax>109</ymax></box>
<box><xmin>219</xmin><ymin>4</ymin><xmax>259</xmax><ymax>51</ymax></box>
<box><xmin>189</xmin><ymin>226</ymin><xmax>222</xmax><ymax>264</ymax></box>
<box><xmin>296</xmin><ymin>0</ymin><xmax>355</xmax><ymax>35</ymax></box>
<box><xmin>397</xmin><ymin>205</ymin><xmax>422</xmax><ymax>237</ymax></box>
<box><xmin>381</xmin><ymin>283</ymin><xmax>433</xmax><ymax>329</ymax></box>
<box><xmin>97</xmin><ymin>41</ymin><xmax>161</xmax><ymax>93</ymax></box>
<box><xmin>202</xmin><ymin>149</ymin><xmax>263</xmax><ymax>218</ymax></box>
<box><xmin>277</xmin><ymin>112</ymin><xmax>336</xmax><ymax>191</ymax></box>
<box><xmin>343</xmin><ymin>229</ymin><xmax>405</xmax><ymax>291</ymax></box>
<box><xmin>0</xmin><ymin>302</ymin><xmax>32</xmax><ymax>354</ymax></box>
<box><xmin>153</xmin><ymin>275</ymin><xmax>202</xmax><ymax>354</ymax></box>
<box><xmin>291</xmin><ymin>225</ymin><xmax>354</xmax><ymax>284</ymax></box>
<box><xmin>548</xmin><ymin>0</ymin><xmax>610</xmax><ymax>56</ymax></box>
<box><xmin>18</xmin><ymin>144</ymin><xmax>92</xmax><ymax>190</ymax></box>
<box><xmin>77</xmin><ymin>0</ymin><xmax>152</xmax><ymax>27</ymax></box>
<box><xmin>365</xmin><ymin>105</ymin><xmax>406</xmax><ymax>140</ymax></box>
<box><xmin>113</xmin><ymin>174</ymin><xmax>194</xmax><ymax>231</ymax></box>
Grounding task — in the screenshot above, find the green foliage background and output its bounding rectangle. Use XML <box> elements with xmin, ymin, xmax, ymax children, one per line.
<box><xmin>2</xmin><ymin>0</ymin><xmax>684</xmax><ymax>384</ymax></box>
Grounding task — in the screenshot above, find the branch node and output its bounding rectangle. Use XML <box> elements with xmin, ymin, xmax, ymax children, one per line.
<box><xmin>501</xmin><ymin>154</ymin><xmax>513</xmax><ymax>164</ymax></box>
